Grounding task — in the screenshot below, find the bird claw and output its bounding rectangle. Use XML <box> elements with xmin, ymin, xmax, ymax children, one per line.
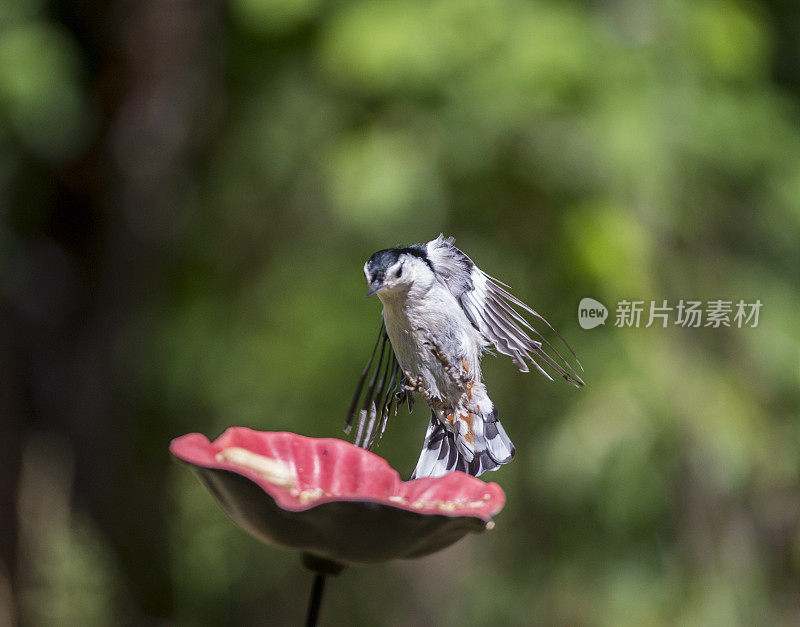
<box><xmin>401</xmin><ymin>371</ymin><xmax>424</xmax><ymax>392</ymax></box>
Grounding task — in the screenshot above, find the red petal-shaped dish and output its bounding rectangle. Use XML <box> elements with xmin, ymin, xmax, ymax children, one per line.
<box><xmin>170</xmin><ymin>428</ymin><xmax>505</xmax><ymax>564</ymax></box>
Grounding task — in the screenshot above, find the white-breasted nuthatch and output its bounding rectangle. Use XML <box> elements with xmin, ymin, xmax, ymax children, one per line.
<box><xmin>347</xmin><ymin>235</ymin><xmax>584</xmax><ymax>478</ymax></box>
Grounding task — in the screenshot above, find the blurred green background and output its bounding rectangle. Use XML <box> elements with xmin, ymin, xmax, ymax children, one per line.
<box><xmin>2</xmin><ymin>0</ymin><xmax>799</xmax><ymax>624</ymax></box>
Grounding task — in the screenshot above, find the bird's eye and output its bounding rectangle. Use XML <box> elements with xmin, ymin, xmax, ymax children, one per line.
<box><xmin>395</xmin><ymin>266</ymin><xmax>403</xmax><ymax>278</ymax></box>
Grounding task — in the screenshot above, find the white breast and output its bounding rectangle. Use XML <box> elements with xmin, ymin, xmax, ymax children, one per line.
<box><xmin>380</xmin><ymin>282</ymin><xmax>482</xmax><ymax>401</ymax></box>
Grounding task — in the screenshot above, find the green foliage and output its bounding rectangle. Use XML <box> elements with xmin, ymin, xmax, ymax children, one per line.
<box><xmin>4</xmin><ymin>0</ymin><xmax>800</xmax><ymax>624</ymax></box>
<box><xmin>0</xmin><ymin>21</ymin><xmax>91</xmax><ymax>160</ymax></box>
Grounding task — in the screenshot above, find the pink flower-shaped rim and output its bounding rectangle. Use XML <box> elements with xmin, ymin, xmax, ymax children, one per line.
<box><xmin>170</xmin><ymin>428</ymin><xmax>505</xmax><ymax>564</ymax></box>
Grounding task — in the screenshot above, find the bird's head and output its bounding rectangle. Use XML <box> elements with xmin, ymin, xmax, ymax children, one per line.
<box><xmin>364</xmin><ymin>245</ymin><xmax>434</xmax><ymax>299</ymax></box>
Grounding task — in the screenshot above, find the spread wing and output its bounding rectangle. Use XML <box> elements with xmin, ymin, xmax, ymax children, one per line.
<box><xmin>427</xmin><ymin>235</ymin><xmax>585</xmax><ymax>387</ymax></box>
<box><xmin>345</xmin><ymin>320</ymin><xmax>412</xmax><ymax>450</ymax></box>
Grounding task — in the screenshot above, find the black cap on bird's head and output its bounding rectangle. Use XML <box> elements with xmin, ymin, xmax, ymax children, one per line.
<box><xmin>364</xmin><ymin>245</ymin><xmax>432</xmax><ymax>297</ymax></box>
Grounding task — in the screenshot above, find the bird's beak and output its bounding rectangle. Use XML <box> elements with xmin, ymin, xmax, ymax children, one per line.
<box><xmin>366</xmin><ymin>282</ymin><xmax>383</xmax><ymax>297</ymax></box>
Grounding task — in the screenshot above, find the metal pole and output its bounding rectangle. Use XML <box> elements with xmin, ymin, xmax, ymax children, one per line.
<box><xmin>304</xmin><ymin>572</ymin><xmax>326</xmax><ymax>627</ymax></box>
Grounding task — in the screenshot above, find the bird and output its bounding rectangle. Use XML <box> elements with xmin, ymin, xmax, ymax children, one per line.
<box><xmin>346</xmin><ymin>235</ymin><xmax>584</xmax><ymax>478</ymax></box>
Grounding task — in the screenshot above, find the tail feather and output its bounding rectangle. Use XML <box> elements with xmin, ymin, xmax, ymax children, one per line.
<box><xmin>482</xmin><ymin>409</ymin><xmax>515</xmax><ymax>467</ymax></box>
<box><xmin>411</xmin><ymin>410</ymin><xmax>515</xmax><ymax>479</ymax></box>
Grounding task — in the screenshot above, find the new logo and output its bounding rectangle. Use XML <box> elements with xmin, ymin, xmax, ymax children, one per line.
<box><xmin>578</xmin><ymin>297</ymin><xmax>608</xmax><ymax>329</ymax></box>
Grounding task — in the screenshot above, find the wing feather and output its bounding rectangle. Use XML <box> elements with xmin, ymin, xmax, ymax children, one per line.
<box><xmin>345</xmin><ymin>320</ymin><xmax>409</xmax><ymax>449</ymax></box>
<box><xmin>427</xmin><ymin>235</ymin><xmax>585</xmax><ymax>387</ymax></box>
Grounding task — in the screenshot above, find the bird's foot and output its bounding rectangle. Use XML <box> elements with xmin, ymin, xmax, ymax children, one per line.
<box><xmin>422</xmin><ymin>337</ymin><xmax>459</xmax><ymax>378</ymax></box>
<box><xmin>401</xmin><ymin>372</ymin><xmax>424</xmax><ymax>393</ymax></box>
